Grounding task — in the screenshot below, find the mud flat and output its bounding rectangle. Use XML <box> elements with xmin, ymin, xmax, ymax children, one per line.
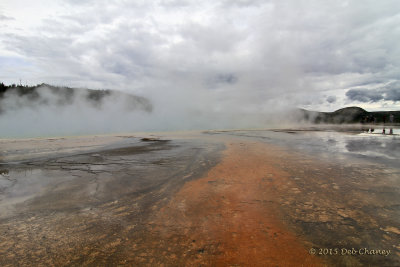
<box><xmin>0</xmin><ymin>129</ymin><xmax>399</xmax><ymax>266</ymax></box>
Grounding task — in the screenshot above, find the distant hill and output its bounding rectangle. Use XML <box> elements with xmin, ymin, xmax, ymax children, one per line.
<box><xmin>0</xmin><ymin>82</ymin><xmax>152</xmax><ymax>114</ymax></box>
<box><xmin>299</xmin><ymin>106</ymin><xmax>400</xmax><ymax>124</ymax></box>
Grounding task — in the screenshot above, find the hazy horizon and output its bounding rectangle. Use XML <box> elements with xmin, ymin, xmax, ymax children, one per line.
<box><xmin>1</xmin><ymin>0</ymin><xmax>400</xmax><ymax>136</ymax></box>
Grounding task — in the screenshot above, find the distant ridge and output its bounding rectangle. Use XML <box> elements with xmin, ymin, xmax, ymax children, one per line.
<box><xmin>299</xmin><ymin>106</ymin><xmax>399</xmax><ymax>124</ymax></box>
<box><xmin>0</xmin><ymin>82</ymin><xmax>152</xmax><ymax>114</ymax></box>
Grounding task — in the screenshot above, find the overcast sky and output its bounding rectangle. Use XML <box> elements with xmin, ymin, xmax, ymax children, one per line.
<box><xmin>1</xmin><ymin>0</ymin><xmax>400</xmax><ymax>113</ymax></box>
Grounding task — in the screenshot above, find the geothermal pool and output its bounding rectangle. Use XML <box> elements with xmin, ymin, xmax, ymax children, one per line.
<box><xmin>0</xmin><ymin>127</ymin><xmax>399</xmax><ymax>266</ymax></box>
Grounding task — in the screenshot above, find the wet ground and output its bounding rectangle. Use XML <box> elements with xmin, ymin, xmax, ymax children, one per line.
<box><xmin>205</xmin><ymin>127</ymin><xmax>400</xmax><ymax>266</ymax></box>
<box><xmin>0</xmin><ymin>126</ymin><xmax>399</xmax><ymax>266</ymax></box>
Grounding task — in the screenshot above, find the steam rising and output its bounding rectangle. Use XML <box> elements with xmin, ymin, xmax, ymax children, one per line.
<box><xmin>1</xmin><ymin>0</ymin><xmax>399</xmax><ymax>137</ymax></box>
<box><xmin>0</xmin><ymin>84</ymin><xmax>307</xmax><ymax>138</ymax></box>
<box><xmin>0</xmin><ymin>85</ymin><xmax>154</xmax><ymax>137</ymax></box>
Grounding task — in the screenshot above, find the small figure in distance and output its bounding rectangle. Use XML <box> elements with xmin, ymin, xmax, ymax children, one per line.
<box><xmin>389</xmin><ymin>114</ymin><xmax>394</xmax><ymax>135</ymax></box>
<box><xmin>361</xmin><ymin>116</ymin><xmax>368</xmax><ymax>132</ymax></box>
<box><xmin>370</xmin><ymin>116</ymin><xmax>375</xmax><ymax>133</ymax></box>
<box><xmin>382</xmin><ymin>115</ymin><xmax>386</xmax><ymax>134</ymax></box>
<box><xmin>364</xmin><ymin>115</ymin><xmax>370</xmax><ymax>133</ymax></box>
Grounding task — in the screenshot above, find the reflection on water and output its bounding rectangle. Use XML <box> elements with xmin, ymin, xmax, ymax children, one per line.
<box><xmin>209</xmin><ymin>126</ymin><xmax>400</xmax><ymax>168</ymax></box>
<box><xmin>346</xmin><ymin>138</ymin><xmax>400</xmax><ymax>159</ymax></box>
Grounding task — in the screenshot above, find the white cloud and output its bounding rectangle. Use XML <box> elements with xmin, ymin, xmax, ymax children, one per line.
<box><xmin>0</xmin><ymin>0</ymin><xmax>399</xmax><ymax>133</ymax></box>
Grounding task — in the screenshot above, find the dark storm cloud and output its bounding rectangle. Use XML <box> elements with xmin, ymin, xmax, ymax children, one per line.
<box><xmin>346</xmin><ymin>89</ymin><xmax>384</xmax><ymax>102</ymax></box>
<box><xmin>385</xmin><ymin>87</ymin><xmax>400</xmax><ymax>102</ymax></box>
<box><xmin>346</xmin><ymin>82</ymin><xmax>400</xmax><ymax>103</ymax></box>
<box><xmin>326</xmin><ymin>95</ymin><xmax>337</xmax><ymax>103</ymax></box>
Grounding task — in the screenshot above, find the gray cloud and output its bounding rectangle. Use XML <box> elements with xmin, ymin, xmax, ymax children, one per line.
<box><xmin>0</xmin><ymin>0</ymin><xmax>400</xmax><ymax>134</ymax></box>
<box><xmin>346</xmin><ymin>89</ymin><xmax>384</xmax><ymax>102</ymax></box>
<box><xmin>0</xmin><ymin>14</ymin><xmax>14</xmax><ymax>21</ymax></box>
<box><xmin>346</xmin><ymin>82</ymin><xmax>400</xmax><ymax>103</ymax></box>
<box><xmin>4</xmin><ymin>1</ymin><xmax>399</xmax><ymax>87</ymax></box>
<box><xmin>326</xmin><ymin>95</ymin><xmax>337</xmax><ymax>103</ymax></box>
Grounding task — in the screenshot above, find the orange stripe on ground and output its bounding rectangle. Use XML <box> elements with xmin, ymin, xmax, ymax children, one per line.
<box><xmin>151</xmin><ymin>141</ymin><xmax>324</xmax><ymax>266</ymax></box>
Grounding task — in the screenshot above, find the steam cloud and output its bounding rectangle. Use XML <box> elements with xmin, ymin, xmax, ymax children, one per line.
<box><xmin>1</xmin><ymin>0</ymin><xmax>399</xmax><ymax>136</ymax></box>
<box><xmin>0</xmin><ymin>85</ymin><xmax>154</xmax><ymax>137</ymax></box>
<box><xmin>0</xmin><ymin>84</ymin><xmax>306</xmax><ymax>138</ymax></box>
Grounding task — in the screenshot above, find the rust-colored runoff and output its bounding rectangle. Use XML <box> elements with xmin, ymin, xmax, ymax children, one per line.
<box><xmin>151</xmin><ymin>141</ymin><xmax>324</xmax><ymax>266</ymax></box>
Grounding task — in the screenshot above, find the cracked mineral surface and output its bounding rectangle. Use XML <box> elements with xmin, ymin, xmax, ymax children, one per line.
<box><xmin>0</xmin><ymin>127</ymin><xmax>399</xmax><ymax>266</ymax></box>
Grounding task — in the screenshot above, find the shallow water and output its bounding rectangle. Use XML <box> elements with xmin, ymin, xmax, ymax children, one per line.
<box><xmin>206</xmin><ymin>127</ymin><xmax>400</xmax><ymax>266</ymax></box>
<box><xmin>207</xmin><ymin>126</ymin><xmax>400</xmax><ymax>169</ymax></box>
<box><xmin>0</xmin><ymin>128</ymin><xmax>399</xmax><ymax>266</ymax></box>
